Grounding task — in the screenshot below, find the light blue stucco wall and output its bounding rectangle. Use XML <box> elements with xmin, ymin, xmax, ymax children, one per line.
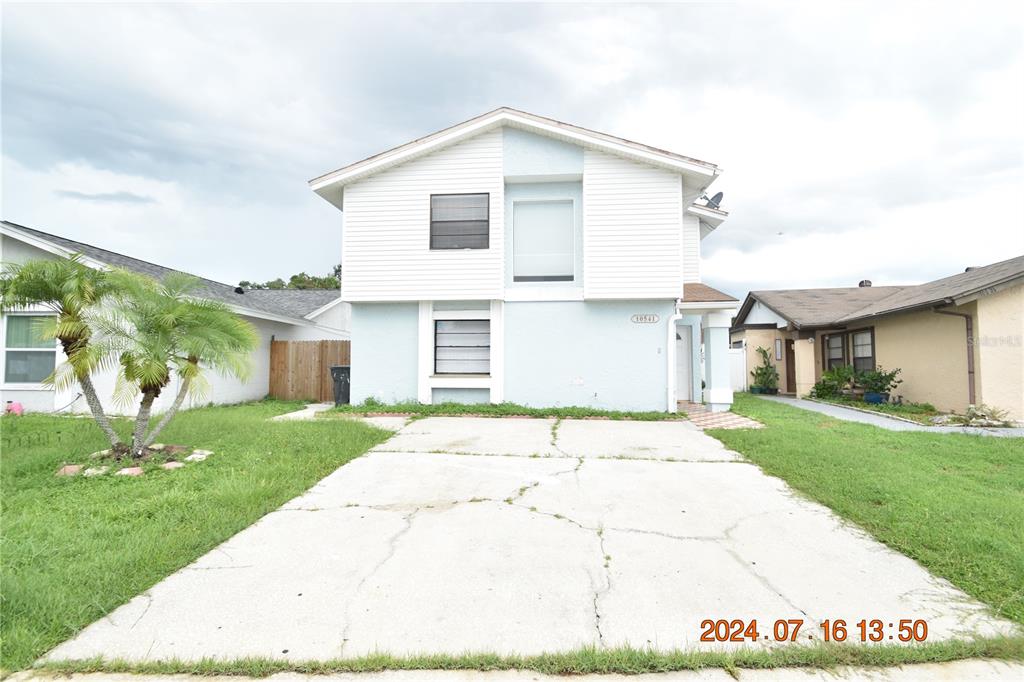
<box><xmin>504</xmin><ymin>182</ymin><xmax>584</xmax><ymax>291</ymax></box>
<box><xmin>433</xmin><ymin>388</ymin><xmax>490</xmax><ymax>404</ymax></box>
<box><xmin>350</xmin><ymin>302</ymin><xmax>419</xmax><ymax>404</ymax></box>
<box><xmin>504</xmin><ymin>300</ymin><xmax>676</xmax><ymax>411</ymax></box>
<box><xmin>503</xmin><ymin>127</ymin><xmax>583</xmax><ymax>178</ymax></box>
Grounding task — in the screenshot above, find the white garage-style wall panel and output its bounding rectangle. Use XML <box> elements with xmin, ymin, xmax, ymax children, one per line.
<box><xmin>582</xmin><ymin>149</ymin><xmax>684</xmax><ymax>299</ymax></box>
<box><xmin>341</xmin><ymin>129</ymin><xmax>504</xmax><ymax>302</ymax></box>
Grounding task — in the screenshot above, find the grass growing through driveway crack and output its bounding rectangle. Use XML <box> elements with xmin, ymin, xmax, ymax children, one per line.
<box><xmin>34</xmin><ymin>637</ymin><xmax>1024</xmax><ymax>676</ymax></box>
<box><xmin>0</xmin><ymin>400</ymin><xmax>392</xmax><ymax>672</ymax></box>
<box><xmin>711</xmin><ymin>393</ymin><xmax>1024</xmax><ymax>626</ymax></box>
<box><xmin>323</xmin><ymin>399</ymin><xmax>686</xmax><ymax>421</ymax></box>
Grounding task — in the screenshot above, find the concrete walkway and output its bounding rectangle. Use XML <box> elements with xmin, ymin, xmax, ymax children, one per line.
<box><xmin>757</xmin><ymin>395</ymin><xmax>1024</xmax><ymax>437</ymax></box>
<box><xmin>44</xmin><ymin>417</ymin><xmax>1018</xmax><ymax>662</ymax></box>
<box><xmin>14</xmin><ymin>661</ymin><xmax>1024</xmax><ymax>681</ymax></box>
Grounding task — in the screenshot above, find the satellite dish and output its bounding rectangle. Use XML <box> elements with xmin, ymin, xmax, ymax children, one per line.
<box><xmin>707</xmin><ymin>192</ymin><xmax>724</xmax><ymax>210</ymax></box>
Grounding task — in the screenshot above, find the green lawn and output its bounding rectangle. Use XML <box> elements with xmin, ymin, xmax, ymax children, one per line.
<box><xmin>0</xmin><ymin>400</ymin><xmax>390</xmax><ymax>672</ymax></box>
<box><xmin>324</xmin><ymin>399</ymin><xmax>685</xmax><ymax>421</ymax></box>
<box><xmin>712</xmin><ymin>393</ymin><xmax>1024</xmax><ymax>626</ymax></box>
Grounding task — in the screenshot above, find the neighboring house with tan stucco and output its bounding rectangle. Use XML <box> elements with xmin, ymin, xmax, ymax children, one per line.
<box><xmin>730</xmin><ymin>255</ymin><xmax>1024</xmax><ymax>421</ymax></box>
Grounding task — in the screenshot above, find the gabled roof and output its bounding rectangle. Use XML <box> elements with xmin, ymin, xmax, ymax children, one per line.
<box><xmin>309</xmin><ymin>107</ymin><xmax>723</xmax><ymax>210</ymax></box>
<box><xmin>1</xmin><ymin>221</ymin><xmax>340</xmax><ymax>324</ymax></box>
<box><xmin>733</xmin><ymin>254</ymin><xmax>1024</xmax><ymax>330</ymax></box>
<box><xmin>837</xmin><ymin>254</ymin><xmax>1024</xmax><ymax>323</ymax></box>
<box><xmin>735</xmin><ymin>286</ymin><xmax>908</xmax><ymax>329</ymax></box>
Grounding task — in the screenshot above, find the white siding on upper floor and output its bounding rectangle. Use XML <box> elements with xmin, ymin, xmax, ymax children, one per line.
<box><xmin>682</xmin><ymin>213</ymin><xmax>701</xmax><ymax>284</ymax></box>
<box><xmin>341</xmin><ymin>129</ymin><xmax>504</xmax><ymax>301</ymax></box>
<box><xmin>582</xmin><ymin>149</ymin><xmax>684</xmax><ymax>299</ymax></box>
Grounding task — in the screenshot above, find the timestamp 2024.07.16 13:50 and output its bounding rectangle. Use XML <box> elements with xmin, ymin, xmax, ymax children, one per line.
<box><xmin>700</xmin><ymin>618</ymin><xmax>929</xmax><ymax>643</ymax></box>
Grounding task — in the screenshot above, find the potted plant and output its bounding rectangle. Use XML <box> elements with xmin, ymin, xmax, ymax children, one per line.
<box><xmin>749</xmin><ymin>346</ymin><xmax>780</xmax><ymax>395</ymax></box>
<box><xmin>858</xmin><ymin>367</ymin><xmax>902</xmax><ymax>404</ymax></box>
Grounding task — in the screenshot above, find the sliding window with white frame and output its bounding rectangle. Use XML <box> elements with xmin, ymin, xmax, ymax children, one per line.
<box><xmin>3</xmin><ymin>314</ymin><xmax>57</xmax><ymax>384</ymax></box>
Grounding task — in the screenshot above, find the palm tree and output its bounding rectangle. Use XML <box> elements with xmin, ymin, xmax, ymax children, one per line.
<box><xmin>0</xmin><ymin>256</ymin><xmax>123</xmax><ymax>446</ymax></box>
<box><xmin>93</xmin><ymin>271</ymin><xmax>258</xmax><ymax>456</ymax></box>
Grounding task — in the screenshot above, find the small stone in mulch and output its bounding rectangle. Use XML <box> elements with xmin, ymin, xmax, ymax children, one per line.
<box><xmin>149</xmin><ymin>443</ymin><xmax>166</xmax><ymax>451</ymax></box>
<box><xmin>116</xmin><ymin>466</ymin><xmax>144</xmax><ymax>477</ymax></box>
<box><xmin>83</xmin><ymin>466</ymin><xmax>110</xmax><ymax>476</ymax></box>
<box><xmin>186</xmin><ymin>449</ymin><xmax>213</xmax><ymax>462</ymax></box>
<box><xmin>56</xmin><ymin>464</ymin><xmax>83</xmax><ymax>476</ymax></box>
<box><xmin>88</xmin><ymin>449</ymin><xmax>111</xmax><ymax>459</ymax></box>
<box><xmin>161</xmin><ymin>461</ymin><xmax>185</xmax><ymax>470</ymax></box>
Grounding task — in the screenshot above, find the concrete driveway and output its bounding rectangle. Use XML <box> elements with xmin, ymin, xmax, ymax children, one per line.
<box><xmin>47</xmin><ymin>417</ymin><xmax>1016</xmax><ymax>662</ymax></box>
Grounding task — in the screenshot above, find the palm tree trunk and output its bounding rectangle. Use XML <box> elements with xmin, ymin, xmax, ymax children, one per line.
<box><xmin>77</xmin><ymin>372</ymin><xmax>123</xmax><ymax>447</ymax></box>
<box><xmin>143</xmin><ymin>375</ymin><xmax>192</xmax><ymax>448</ymax></box>
<box><xmin>132</xmin><ymin>391</ymin><xmax>158</xmax><ymax>457</ymax></box>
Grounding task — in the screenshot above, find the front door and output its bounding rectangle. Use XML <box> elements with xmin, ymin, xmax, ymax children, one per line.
<box><xmin>676</xmin><ymin>327</ymin><xmax>692</xmax><ymax>402</ymax></box>
<box><xmin>785</xmin><ymin>339</ymin><xmax>796</xmax><ymax>393</ymax></box>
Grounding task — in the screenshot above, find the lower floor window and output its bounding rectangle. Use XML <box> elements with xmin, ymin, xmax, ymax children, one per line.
<box><xmin>825</xmin><ymin>334</ymin><xmax>845</xmax><ymax>370</ymax></box>
<box><xmin>435</xmin><ymin>319</ymin><xmax>490</xmax><ymax>375</ymax></box>
<box><xmin>4</xmin><ymin>315</ymin><xmax>56</xmax><ymax>383</ymax></box>
<box><xmin>852</xmin><ymin>330</ymin><xmax>875</xmax><ymax>372</ymax></box>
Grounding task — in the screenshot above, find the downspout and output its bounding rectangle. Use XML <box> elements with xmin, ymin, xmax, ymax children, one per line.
<box><xmin>666</xmin><ymin>302</ymin><xmax>683</xmax><ymax>413</ymax></box>
<box><xmin>933</xmin><ymin>307</ymin><xmax>976</xmax><ymax>405</ymax></box>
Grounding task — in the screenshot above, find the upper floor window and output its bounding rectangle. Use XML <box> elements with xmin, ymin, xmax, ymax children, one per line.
<box><xmin>430</xmin><ymin>193</ymin><xmax>489</xmax><ymax>250</ymax></box>
<box><xmin>4</xmin><ymin>315</ymin><xmax>56</xmax><ymax>383</ymax></box>
<box><xmin>512</xmin><ymin>200</ymin><xmax>574</xmax><ymax>282</ymax></box>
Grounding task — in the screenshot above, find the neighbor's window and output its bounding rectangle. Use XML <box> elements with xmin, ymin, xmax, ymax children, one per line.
<box><xmin>852</xmin><ymin>330</ymin><xmax>875</xmax><ymax>372</ymax></box>
<box><xmin>513</xmin><ymin>200</ymin><xmax>574</xmax><ymax>282</ymax></box>
<box><xmin>430</xmin><ymin>193</ymin><xmax>489</xmax><ymax>250</ymax></box>
<box><xmin>4</xmin><ymin>315</ymin><xmax>56</xmax><ymax>383</ymax></box>
<box><xmin>825</xmin><ymin>334</ymin><xmax>845</xmax><ymax>370</ymax></box>
<box><xmin>434</xmin><ymin>319</ymin><xmax>490</xmax><ymax>375</ymax></box>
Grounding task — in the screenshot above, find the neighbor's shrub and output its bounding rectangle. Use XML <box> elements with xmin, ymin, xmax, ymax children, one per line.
<box><xmin>750</xmin><ymin>346</ymin><xmax>779</xmax><ymax>389</ymax></box>
<box><xmin>858</xmin><ymin>367</ymin><xmax>902</xmax><ymax>395</ymax></box>
<box><xmin>809</xmin><ymin>365</ymin><xmax>857</xmax><ymax>399</ymax></box>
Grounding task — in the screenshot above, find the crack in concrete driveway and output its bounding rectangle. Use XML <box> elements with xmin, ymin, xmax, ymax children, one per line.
<box><xmin>44</xmin><ymin>417</ymin><xmax>1019</xmax><ymax>662</ymax></box>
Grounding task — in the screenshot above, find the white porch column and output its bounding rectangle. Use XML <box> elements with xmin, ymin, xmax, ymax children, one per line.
<box><xmin>702</xmin><ymin>310</ymin><xmax>734</xmax><ymax>412</ymax></box>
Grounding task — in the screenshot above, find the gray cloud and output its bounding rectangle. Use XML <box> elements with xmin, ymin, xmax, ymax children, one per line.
<box><xmin>2</xmin><ymin>2</ymin><xmax>1022</xmax><ymax>291</ymax></box>
<box><xmin>55</xmin><ymin>189</ymin><xmax>156</xmax><ymax>204</ymax></box>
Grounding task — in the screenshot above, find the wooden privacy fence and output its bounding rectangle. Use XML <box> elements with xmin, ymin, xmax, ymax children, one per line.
<box><xmin>269</xmin><ymin>340</ymin><xmax>351</xmax><ymax>402</ymax></box>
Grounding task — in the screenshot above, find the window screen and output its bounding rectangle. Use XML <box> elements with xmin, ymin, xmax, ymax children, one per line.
<box><xmin>430</xmin><ymin>194</ymin><xmax>489</xmax><ymax>250</ymax></box>
<box><xmin>4</xmin><ymin>315</ymin><xmax>56</xmax><ymax>383</ymax></box>
<box><xmin>513</xmin><ymin>200</ymin><xmax>574</xmax><ymax>282</ymax></box>
<box><xmin>435</xmin><ymin>319</ymin><xmax>490</xmax><ymax>374</ymax></box>
<box><xmin>852</xmin><ymin>330</ymin><xmax>874</xmax><ymax>372</ymax></box>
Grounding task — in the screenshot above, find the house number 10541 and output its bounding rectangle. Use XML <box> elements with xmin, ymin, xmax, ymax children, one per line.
<box><xmin>631</xmin><ymin>314</ymin><xmax>660</xmax><ymax>324</ymax></box>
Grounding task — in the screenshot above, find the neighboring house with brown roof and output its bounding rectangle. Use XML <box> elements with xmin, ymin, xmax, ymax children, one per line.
<box><xmin>730</xmin><ymin>255</ymin><xmax>1024</xmax><ymax>420</ymax></box>
<box><xmin>0</xmin><ymin>221</ymin><xmax>349</xmax><ymax>414</ymax></box>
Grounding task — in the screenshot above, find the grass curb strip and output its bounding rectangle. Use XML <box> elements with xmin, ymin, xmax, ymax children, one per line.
<box><xmin>31</xmin><ymin>638</ymin><xmax>1024</xmax><ymax>677</ymax></box>
<box><xmin>322</xmin><ymin>400</ymin><xmax>686</xmax><ymax>421</ymax></box>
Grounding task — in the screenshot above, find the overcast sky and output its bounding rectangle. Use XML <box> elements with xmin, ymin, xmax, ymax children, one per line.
<box><xmin>3</xmin><ymin>2</ymin><xmax>1023</xmax><ymax>297</ymax></box>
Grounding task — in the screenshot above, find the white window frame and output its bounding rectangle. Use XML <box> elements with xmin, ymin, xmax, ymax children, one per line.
<box><xmin>2</xmin><ymin>311</ymin><xmax>58</xmax><ymax>388</ymax></box>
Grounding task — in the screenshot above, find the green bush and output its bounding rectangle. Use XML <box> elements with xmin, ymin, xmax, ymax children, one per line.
<box><xmin>809</xmin><ymin>365</ymin><xmax>856</xmax><ymax>399</ymax></box>
<box><xmin>749</xmin><ymin>346</ymin><xmax>779</xmax><ymax>389</ymax></box>
<box><xmin>858</xmin><ymin>367</ymin><xmax>902</xmax><ymax>394</ymax></box>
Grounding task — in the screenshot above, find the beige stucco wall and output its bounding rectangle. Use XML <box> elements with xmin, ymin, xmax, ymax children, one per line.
<box><xmin>873</xmin><ymin>306</ymin><xmax>976</xmax><ymax>413</ymax></box>
<box><xmin>975</xmin><ymin>283</ymin><xmax>1024</xmax><ymax>421</ymax></box>
<box><xmin>732</xmin><ymin>328</ymin><xmax>790</xmax><ymax>391</ymax></box>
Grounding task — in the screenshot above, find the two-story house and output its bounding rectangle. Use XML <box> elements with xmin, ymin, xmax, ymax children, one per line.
<box><xmin>310</xmin><ymin>108</ymin><xmax>737</xmax><ymax>412</ymax></box>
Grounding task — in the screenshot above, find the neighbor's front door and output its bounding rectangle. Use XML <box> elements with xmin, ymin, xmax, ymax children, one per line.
<box><xmin>785</xmin><ymin>339</ymin><xmax>797</xmax><ymax>393</ymax></box>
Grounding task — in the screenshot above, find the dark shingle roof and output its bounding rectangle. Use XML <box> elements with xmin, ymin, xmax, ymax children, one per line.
<box><xmin>1</xmin><ymin>221</ymin><xmax>339</xmax><ymax>322</ymax></box>
<box><xmin>837</xmin><ymin>255</ymin><xmax>1024</xmax><ymax>323</ymax></box>
<box><xmin>746</xmin><ymin>286</ymin><xmax>908</xmax><ymax>328</ymax></box>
